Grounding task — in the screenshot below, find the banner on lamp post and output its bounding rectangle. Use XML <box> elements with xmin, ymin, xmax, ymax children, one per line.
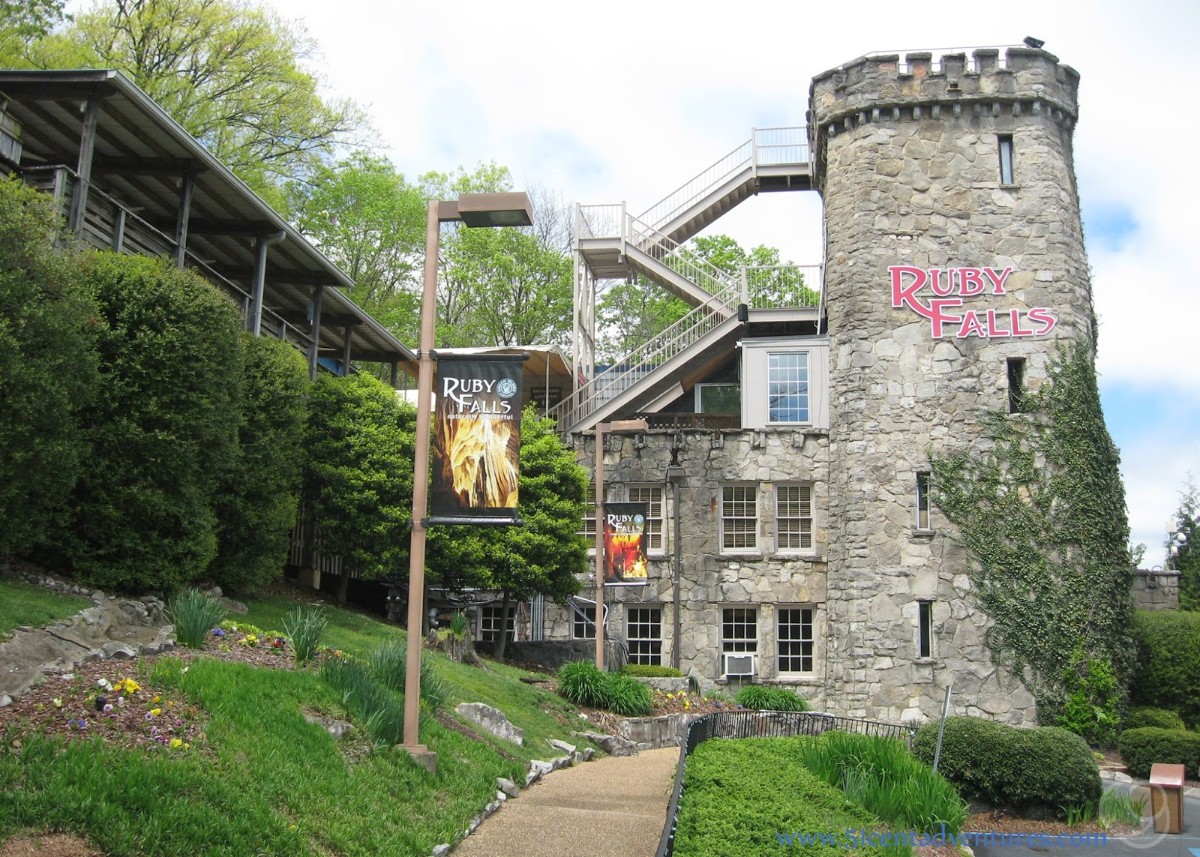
<box><xmin>430</xmin><ymin>355</ymin><xmax>524</xmax><ymax>524</ymax></box>
<box><xmin>603</xmin><ymin>502</ymin><xmax>649</xmax><ymax>586</ymax></box>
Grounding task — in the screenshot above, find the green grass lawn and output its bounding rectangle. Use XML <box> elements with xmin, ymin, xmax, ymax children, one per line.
<box><xmin>0</xmin><ymin>577</ymin><xmax>91</xmax><ymax>637</ymax></box>
<box><xmin>0</xmin><ymin>589</ymin><xmax>593</xmax><ymax>856</ymax></box>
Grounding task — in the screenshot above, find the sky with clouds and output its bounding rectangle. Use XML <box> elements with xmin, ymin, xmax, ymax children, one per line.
<box><xmin>256</xmin><ymin>0</ymin><xmax>1196</xmax><ymax>559</ymax></box>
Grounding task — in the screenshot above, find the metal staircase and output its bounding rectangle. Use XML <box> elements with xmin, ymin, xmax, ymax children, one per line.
<box><xmin>558</xmin><ymin>127</ymin><xmax>815</xmax><ymax>433</ymax></box>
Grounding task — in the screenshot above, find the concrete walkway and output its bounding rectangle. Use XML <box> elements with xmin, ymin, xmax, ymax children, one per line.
<box><xmin>452</xmin><ymin>747</ymin><xmax>679</xmax><ymax>857</ymax></box>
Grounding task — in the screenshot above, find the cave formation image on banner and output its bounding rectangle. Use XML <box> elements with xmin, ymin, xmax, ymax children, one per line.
<box><xmin>431</xmin><ymin>355</ymin><xmax>523</xmax><ymax>522</ymax></box>
<box><xmin>604</xmin><ymin>502</ymin><xmax>649</xmax><ymax>586</ymax></box>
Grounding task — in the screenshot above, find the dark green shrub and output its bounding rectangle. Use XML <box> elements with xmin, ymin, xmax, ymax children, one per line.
<box><xmin>620</xmin><ymin>664</ymin><xmax>683</xmax><ymax>678</ymax></box>
<box><xmin>1123</xmin><ymin>707</ymin><xmax>1186</xmax><ymax>732</ymax></box>
<box><xmin>54</xmin><ymin>254</ymin><xmax>243</xmax><ymax>592</ymax></box>
<box><xmin>1130</xmin><ymin>611</ymin><xmax>1200</xmax><ymax>727</ymax></box>
<box><xmin>798</xmin><ymin>732</ymin><xmax>966</xmax><ymax>833</ymax></box>
<box><xmin>913</xmin><ymin>717</ymin><xmax>1100</xmax><ymax>818</ymax></box>
<box><xmin>557</xmin><ymin>660</ymin><xmax>608</xmax><ymax>709</ymax></box>
<box><xmin>1056</xmin><ymin>648</ymin><xmax>1120</xmax><ymax>746</ymax></box>
<box><xmin>0</xmin><ymin>177</ymin><xmax>98</xmax><ymax>558</ymax></box>
<box><xmin>168</xmin><ymin>589</ymin><xmax>226</xmax><ymax>649</ymax></box>
<box><xmin>735</xmin><ymin>685</ymin><xmax>809</xmax><ymax>712</ymax></box>
<box><xmin>1117</xmin><ymin>727</ymin><xmax>1200</xmax><ymax>779</ymax></box>
<box><xmin>212</xmin><ymin>335</ymin><xmax>308</xmax><ymax>594</ymax></box>
<box><xmin>604</xmin><ymin>674</ymin><xmax>653</xmax><ymax>716</ymax></box>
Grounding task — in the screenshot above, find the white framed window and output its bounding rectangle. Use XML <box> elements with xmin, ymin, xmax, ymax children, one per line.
<box><xmin>767</xmin><ymin>352</ymin><xmax>809</xmax><ymax>423</ymax></box>
<box><xmin>777</xmin><ymin>607</ymin><xmax>815</xmax><ymax>675</ymax></box>
<box><xmin>917</xmin><ymin>600</ymin><xmax>934</xmax><ymax>659</ymax></box>
<box><xmin>695</xmin><ymin>383</ymin><xmax>740</xmax><ymax>414</ymax></box>
<box><xmin>627</xmin><ymin>607</ymin><xmax>663</xmax><ymax>665</ymax></box>
<box><xmin>740</xmin><ymin>338</ymin><xmax>829</xmax><ymax>431</ymax></box>
<box><xmin>998</xmin><ymin>134</ymin><xmax>1015</xmax><ymax>185</ymax></box>
<box><xmin>776</xmin><ymin>485</ymin><xmax>813</xmax><ymax>552</ymax></box>
<box><xmin>626</xmin><ymin>484</ymin><xmax>664</xmax><ymax>554</ymax></box>
<box><xmin>580</xmin><ymin>481</ymin><xmax>597</xmax><ymax>540</ymax></box>
<box><xmin>721</xmin><ymin>484</ymin><xmax>758</xmax><ymax>552</ymax></box>
<box><xmin>478</xmin><ymin>605</ymin><xmax>515</xmax><ymax>642</ymax></box>
<box><xmin>572</xmin><ymin>604</ymin><xmax>595</xmax><ymax>640</ymax></box>
<box><xmin>722</xmin><ymin>607</ymin><xmax>758</xmax><ymax>654</ymax></box>
<box><xmin>916</xmin><ymin>471</ymin><xmax>931</xmax><ymax>531</ymax></box>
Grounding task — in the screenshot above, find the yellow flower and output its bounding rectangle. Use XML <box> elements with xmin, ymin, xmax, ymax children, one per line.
<box><xmin>170</xmin><ymin>738</ymin><xmax>182</xmax><ymax>749</ymax></box>
<box><xmin>153</xmin><ymin>695</ymin><xmax>161</xmax><ymax>703</ymax></box>
<box><xmin>52</xmin><ymin>698</ymin><xmax>62</xmax><ymax>708</ymax></box>
<box><xmin>150</xmin><ymin>708</ymin><xmax>161</xmax><ymax>717</ymax></box>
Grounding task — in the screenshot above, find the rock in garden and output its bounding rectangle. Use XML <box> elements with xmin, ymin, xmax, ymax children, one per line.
<box><xmin>455</xmin><ymin>702</ymin><xmax>524</xmax><ymax>746</ymax></box>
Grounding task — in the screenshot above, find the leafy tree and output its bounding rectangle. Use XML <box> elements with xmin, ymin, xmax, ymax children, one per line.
<box><xmin>422</xmin><ymin>165</ymin><xmax>574</xmax><ymax>348</ymax></box>
<box><xmin>0</xmin><ymin>176</ymin><xmax>97</xmax><ymax>558</ymax></box>
<box><xmin>429</xmin><ymin>409</ymin><xmax>587</xmax><ymax>659</ymax></box>
<box><xmin>211</xmin><ymin>334</ymin><xmax>309</xmax><ymax>594</ymax></box>
<box><xmin>1168</xmin><ymin>477</ymin><xmax>1200</xmax><ymax>610</ymax></box>
<box><xmin>17</xmin><ymin>0</ymin><xmax>362</xmax><ymax>205</ymax></box>
<box><xmin>595</xmin><ymin>278</ymin><xmax>689</xmax><ymax>363</ymax></box>
<box><xmin>931</xmin><ymin>338</ymin><xmax>1134</xmax><ymax>727</ymax></box>
<box><xmin>290</xmin><ymin>152</ymin><xmax>426</xmax><ymax>343</ymax></box>
<box><xmin>51</xmin><ymin>253</ymin><xmax>244</xmax><ymax>592</ymax></box>
<box><xmin>0</xmin><ymin>0</ymin><xmax>66</xmax><ymax>63</ymax></box>
<box><xmin>303</xmin><ymin>373</ymin><xmax>415</xmax><ymax>603</ymax></box>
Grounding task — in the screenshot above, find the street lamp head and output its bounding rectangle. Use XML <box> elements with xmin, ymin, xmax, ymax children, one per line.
<box><xmin>456</xmin><ymin>192</ymin><xmax>534</xmax><ymax>228</ymax></box>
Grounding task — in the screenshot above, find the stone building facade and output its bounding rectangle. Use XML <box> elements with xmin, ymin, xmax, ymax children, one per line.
<box><xmin>533</xmin><ymin>45</ymin><xmax>1100</xmax><ymax>726</ymax></box>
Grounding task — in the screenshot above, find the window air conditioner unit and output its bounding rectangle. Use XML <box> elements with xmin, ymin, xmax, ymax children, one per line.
<box><xmin>723</xmin><ymin>653</ymin><xmax>756</xmax><ymax>677</ymax></box>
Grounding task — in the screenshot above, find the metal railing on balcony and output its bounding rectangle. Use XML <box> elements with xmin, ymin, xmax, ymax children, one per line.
<box><xmin>639</xmin><ymin>126</ymin><xmax>809</xmax><ymax>233</ymax></box>
<box><xmin>743</xmin><ymin>264</ymin><xmax>823</xmax><ymax>308</ymax></box>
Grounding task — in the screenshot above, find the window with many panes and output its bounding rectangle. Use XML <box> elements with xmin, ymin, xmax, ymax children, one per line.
<box><xmin>721</xmin><ymin>485</ymin><xmax>758</xmax><ymax>552</ymax></box>
<box><xmin>776</xmin><ymin>485</ymin><xmax>813</xmax><ymax>552</ymax></box>
<box><xmin>478</xmin><ymin>605</ymin><xmax>515</xmax><ymax>642</ymax></box>
<box><xmin>722</xmin><ymin>607</ymin><xmax>758</xmax><ymax>654</ymax></box>
<box><xmin>627</xmin><ymin>607</ymin><xmax>663</xmax><ymax>665</ymax></box>
<box><xmin>777</xmin><ymin>607</ymin><xmax>815</xmax><ymax>675</ymax></box>
<box><xmin>572</xmin><ymin>604</ymin><xmax>595</xmax><ymax>640</ymax></box>
<box><xmin>767</xmin><ymin>352</ymin><xmax>810</xmax><ymax>423</ymax></box>
<box><xmin>627</xmin><ymin>485</ymin><xmax>664</xmax><ymax>554</ymax></box>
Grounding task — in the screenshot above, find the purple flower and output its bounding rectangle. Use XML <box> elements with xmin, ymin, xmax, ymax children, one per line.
<box><xmin>103</xmin><ymin>704</ymin><xmax>113</xmax><ymax>714</ymax></box>
<box><xmin>145</xmin><ymin>711</ymin><xmax>154</xmax><ymax>721</ymax></box>
<box><xmin>212</xmin><ymin>628</ymin><xmax>225</xmax><ymax>637</ymax></box>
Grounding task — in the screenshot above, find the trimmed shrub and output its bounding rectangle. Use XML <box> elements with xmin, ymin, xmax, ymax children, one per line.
<box><xmin>0</xmin><ymin>177</ymin><xmax>98</xmax><ymax>557</ymax></box>
<box><xmin>1118</xmin><ymin>727</ymin><xmax>1200</xmax><ymax>779</ymax></box>
<box><xmin>620</xmin><ymin>664</ymin><xmax>683</xmax><ymax>678</ymax></box>
<box><xmin>211</xmin><ymin>335</ymin><xmax>309</xmax><ymax>594</ymax></box>
<box><xmin>1130</xmin><ymin>610</ymin><xmax>1200</xmax><ymax>727</ymax></box>
<box><xmin>1123</xmin><ymin>707</ymin><xmax>1186</xmax><ymax>733</ymax></box>
<box><xmin>735</xmin><ymin>685</ymin><xmax>809</xmax><ymax>712</ymax></box>
<box><xmin>604</xmin><ymin>674</ymin><xmax>653</xmax><ymax>716</ymax></box>
<box><xmin>557</xmin><ymin>660</ymin><xmax>608</xmax><ymax>709</ymax></box>
<box><xmin>913</xmin><ymin>717</ymin><xmax>1100</xmax><ymax>818</ymax></box>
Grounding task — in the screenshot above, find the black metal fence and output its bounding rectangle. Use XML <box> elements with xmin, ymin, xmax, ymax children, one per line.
<box><xmin>654</xmin><ymin>711</ymin><xmax>917</xmax><ymax>857</ymax></box>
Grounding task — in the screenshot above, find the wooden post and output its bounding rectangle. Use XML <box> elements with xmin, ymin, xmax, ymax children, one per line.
<box><xmin>68</xmin><ymin>96</ymin><xmax>101</xmax><ymax>236</ymax></box>
<box><xmin>174</xmin><ymin>167</ymin><xmax>195</xmax><ymax>268</ymax></box>
<box><xmin>308</xmin><ymin>284</ymin><xmax>324</xmax><ymax>381</ymax></box>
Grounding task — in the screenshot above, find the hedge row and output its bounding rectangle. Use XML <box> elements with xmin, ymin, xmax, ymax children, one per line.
<box><xmin>913</xmin><ymin>717</ymin><xmax>1100</xmax><ymax>818</ymax></box>
<box><xmin>1117</xmin><ymin>727</ymin><xmax>1200</xmax><ymax>779</ymax></box>
<box><xmin>1130</xmin><ymin>611</ymin><xmax>1200</xmax><ymax>728</ymax></box>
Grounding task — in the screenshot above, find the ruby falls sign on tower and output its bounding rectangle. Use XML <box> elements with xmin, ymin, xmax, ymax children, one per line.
<box><xmin>889</xmin><ymin>265</ymin><xmax>1058</xmax><ymax>339</ymax></box>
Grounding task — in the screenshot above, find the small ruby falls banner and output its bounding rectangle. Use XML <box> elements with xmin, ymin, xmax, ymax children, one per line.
<box><xmin>431</xmin><ymin>355</ymin><xmax>524</xmax><ymax>523</ymax></box>
<box><xmin>603</xmin><ymin>502</ymin><xmax>649</xmax><ymax>586</ymax></box>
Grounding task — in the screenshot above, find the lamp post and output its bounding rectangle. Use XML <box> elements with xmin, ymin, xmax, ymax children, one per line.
<box><xmin>402</xmin><ymin>192</ymin><xmax>532</xmax><ymax>770</ymax></box>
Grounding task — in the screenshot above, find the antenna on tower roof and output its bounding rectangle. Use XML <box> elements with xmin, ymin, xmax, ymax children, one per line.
<box><xmin>1023</xmin><ymin>36</ymin><xmax>1046</xmax><ymax>49</ymax></box>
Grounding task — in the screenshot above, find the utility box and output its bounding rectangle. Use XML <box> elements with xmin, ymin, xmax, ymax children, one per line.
<box><xmin>1149</xmin><ymin>763</ymin><xmax>1186</xmax><ymax>834</ymax></box>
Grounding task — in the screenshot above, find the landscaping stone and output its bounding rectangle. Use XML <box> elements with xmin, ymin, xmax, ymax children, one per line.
<box><xmin>496</xmin><ymin>777</ymin><xmax>520</xmax><ymax>798</ymax></box>
<box><xmin>547</xmin><ymin>738</ymin><xmax>576</xmax><ymax>756</ymax></box>
<box><xmin>578</xmin><ymin>729</ymin><xmax>637</xmax><ymax>757</ymax></box>
<box><xmin>455</xmin><ymin>702</ymin><xmax>524</xmax><ymax>746</ymax></box>
<box><xmin>304</xmin><ymin>713</ymin><xmax>354</xmax><ymax>739</ymax></box>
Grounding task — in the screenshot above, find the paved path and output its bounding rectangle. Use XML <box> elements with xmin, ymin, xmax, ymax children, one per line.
<box><xmin>452</xmin><ymin>747</ymin><xmax>679</xmax><ymax>857</ymax></box>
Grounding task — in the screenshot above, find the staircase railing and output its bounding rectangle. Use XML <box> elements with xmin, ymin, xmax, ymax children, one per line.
<box><xmin>625</xmin><ymin>212</ymin><xmax>739</xmax><ymax>303</ymax></box>
<box><xmin>638</xmin><ymin>126</ymin><xmax>809</xmax><ymax>232</ymax></box>
<box><xmin>549</xmin><ymin>291</ymin><xmax>737</xmax><ymax>431</ymax></box>
<box><xmin>744</xmin><ymin>264</ymin><xmax>823</xmax><ymax>308</ymax></box>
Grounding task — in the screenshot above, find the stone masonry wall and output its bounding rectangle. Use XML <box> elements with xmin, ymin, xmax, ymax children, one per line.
<box><xmin>811</xmin><ymin>47</ymin><xmax>1095</xmax><ymax>725</ymax></box>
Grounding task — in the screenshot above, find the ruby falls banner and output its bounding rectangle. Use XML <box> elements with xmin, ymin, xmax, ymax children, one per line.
<box><xmin>431</xmin><ymin>355</ymin><xmax>524</xmax><ymax>523</ymax></box>
<box><xmin>603</xmin><ymin>502</ymin><xmax>649</xmax><ymax>586</ymax></box>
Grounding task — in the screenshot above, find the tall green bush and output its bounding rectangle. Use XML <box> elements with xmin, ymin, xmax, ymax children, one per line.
<box><xmin>1117</xmin><ymin>727</ymin><xmax>1200</xmax><ymax>779</ymax></box>
<box><xmin>1122</xmin><ymin>707</ymin><xmax>1186</xmax><ymax>732</ymax></box>
<box><xmin>0</xmin><ymin>177</ymin><xmax>98</xmax><ymax>557</ymax></box>
<box><xmin>53</xmin><ymin>253</ymin><xmax>244</xmax><ymax>591</ymax></box>
<box><xmin>912</xmin><ymin>716</ymin><xmax>1100</xmax><ymax>818</ymax></box>
<box><xmin>303</xmin><ymin>373</ymin><xmax>414</xmax><ymax>589</ymax></box>
<box><xmin>1130</xmin><ymin>610</ymin><xmax>1200</xmax><ymax>727</ymax></box>
<box><xmin>734</xmin><ymin>685</ymin><xmax>809</xmax><ymax>712</ymax></box>
<box><xmin>212</xmin><ymin>335</ymin><xmax>309</xmax><ymax>593</ymax></box>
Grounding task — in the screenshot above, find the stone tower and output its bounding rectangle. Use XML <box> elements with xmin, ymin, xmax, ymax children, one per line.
<box><xmin>809</xmin><ymin>47</ymin><xmax>1095</xmax><ymax>724</ymax></box>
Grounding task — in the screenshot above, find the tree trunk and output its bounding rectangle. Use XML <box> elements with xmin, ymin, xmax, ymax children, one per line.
<box><xmin>495</xmin><ymin>592</ymin><xmax>511</xmax><ymax>661</ymax></box>
<box><xmin>335</xmin><ymin>570</ymin><xmax>350</xmax><ymax>605</ymax></box>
